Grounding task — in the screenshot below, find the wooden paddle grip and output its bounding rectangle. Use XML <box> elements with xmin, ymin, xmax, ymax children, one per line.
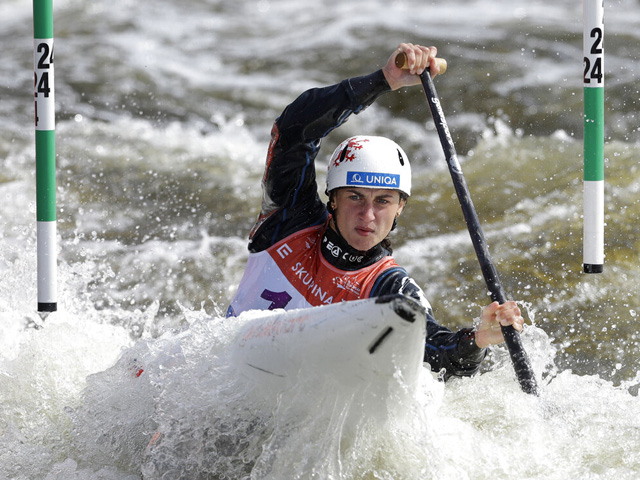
<box><xmin>395</xmin><ymin>52</ymin><xmax>447</xmax><ymax>74</ymax></box>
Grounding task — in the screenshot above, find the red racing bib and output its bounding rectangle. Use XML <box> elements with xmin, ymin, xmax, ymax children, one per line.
<box><xmin>227</xmin><ymin>224</ymin><xmax>399</xmax><ymax>316</ymax></box>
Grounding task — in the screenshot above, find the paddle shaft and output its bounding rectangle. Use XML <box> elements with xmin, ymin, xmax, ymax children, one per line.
<box><xmin>416</xmin><ymin>62</ymin><xmax>539</xmax><ymax>396</ymax></box>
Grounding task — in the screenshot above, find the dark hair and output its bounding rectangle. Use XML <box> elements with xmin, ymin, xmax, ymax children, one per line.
<box><xmin>381</xmin><ymin>238</ymin><xmax>394</xmax><ymax>253</ymax></box>
<box><xmin>383</xmin><ymin>192</ymin><xmax>408</xmax><ymax>253</ymax></box>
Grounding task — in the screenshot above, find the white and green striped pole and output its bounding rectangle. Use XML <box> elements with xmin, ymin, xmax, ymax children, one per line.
<box><xmin>583</xmin><ymin>0</ymin><xmax>605</xmax><ymax>274</ymax></box>
<box><xmin>33</xmin><ymin>0</ymin><xmax>57</xmax><ymax>311</ymax></box>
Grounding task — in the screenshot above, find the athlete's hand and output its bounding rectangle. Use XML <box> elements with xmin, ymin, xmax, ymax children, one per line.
<box><xmin>474</xmin><ymin>301</ymin><xmax>525</xmax><ymax>348</ymax></box>
<box><xmin>382</xmin><ymin>43</ymin><xmax>440</xmax><ymax>91</ymax></box>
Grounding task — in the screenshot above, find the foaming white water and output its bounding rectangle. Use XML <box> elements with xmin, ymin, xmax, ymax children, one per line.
<box><xmin>0</xmin><ymin>310</ymin><xmax>135</xmax><ymax>479</ymax></box>
<box><xmin>3</xmin><ymin>0</ymin><xmax>640</xmax><ymax>477</ymax></box>
<box><xmin>3</xmin><ymin>290</ymin><xmax>638</xmax><ymax>480</ymax></box>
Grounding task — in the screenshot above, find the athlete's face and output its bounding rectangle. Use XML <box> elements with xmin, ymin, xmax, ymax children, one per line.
<box><xmin>330</xmin><ymin>187</ymin><xmax>406</xmax><ymax>252</ymax></box>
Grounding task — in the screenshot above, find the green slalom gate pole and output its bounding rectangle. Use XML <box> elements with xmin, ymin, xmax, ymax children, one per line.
<box><xmin>33</xmin><ymin>0</ymin><xmax>57</xmax><ymax>312</ymax></box>
<box><xmin>583</xmin><ymin>0</ymin><xmax>605</xmax><ymax>274</ymax></box>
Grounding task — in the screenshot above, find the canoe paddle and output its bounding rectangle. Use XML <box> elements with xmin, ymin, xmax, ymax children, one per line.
<box><xmin>397</xmin><ymin>52</ymin><xmax>539</xmax><ymax>395</ymax></box>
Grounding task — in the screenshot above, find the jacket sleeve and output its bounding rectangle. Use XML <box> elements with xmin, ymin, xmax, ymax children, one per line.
<box><xmin>248</xmin><ymin>70</ymin><xmax>391</xmax><ymax>252</ymax></box>
<box><xmin>371</xmin><ymin>267</ymin><xmax>487</xmax><ymax>380</ymax></box>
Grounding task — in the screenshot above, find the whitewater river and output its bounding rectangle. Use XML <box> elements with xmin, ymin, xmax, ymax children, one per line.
<box><xmin>2</xmin><ymin>0</ymin><xmax>640</xmax><ymax>478</ymax></box>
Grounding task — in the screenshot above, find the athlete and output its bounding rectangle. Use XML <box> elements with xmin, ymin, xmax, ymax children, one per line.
<box><xmin>226</xmin><ymin>43</ymin><xmax>525</xmax><ymax>380</ymax></box>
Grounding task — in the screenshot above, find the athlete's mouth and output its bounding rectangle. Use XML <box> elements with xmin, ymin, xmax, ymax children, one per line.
<box><xmin>356</xmin><ymin>226</ymin><xmax>374</xmax><ymax>235</ymax></box>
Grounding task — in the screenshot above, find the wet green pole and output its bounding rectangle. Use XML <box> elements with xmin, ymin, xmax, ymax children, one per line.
<box><xmin>583</xmin><ymin>0</ymin><xmax>605</xmax><ymax>274</ymax></box>
<box><xmin>33</xmin><ymin>0</ymin><xmax>57</xmax><ymax>311</ymax></box>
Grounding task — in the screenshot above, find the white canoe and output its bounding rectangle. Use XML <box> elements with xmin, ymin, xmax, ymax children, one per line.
<box><xmin>230</xmin><ymin>294</ymin><xmax>427</xmax><ymax>398</ymax></box>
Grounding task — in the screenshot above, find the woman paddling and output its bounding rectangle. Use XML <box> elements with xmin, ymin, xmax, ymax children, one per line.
<box><xmin>226</xmin><ymin>43</ymin><xmax>525</xmax><ymax>380</ymax></box>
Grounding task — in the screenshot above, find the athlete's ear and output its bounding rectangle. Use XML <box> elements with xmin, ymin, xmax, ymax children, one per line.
<box><xmin>326</xmin><ymin>191</ymin><xmax>337</xmax><ymax>214</ymax></box>
<box><xmin>329</xmin><ymin>191</ymin><xmax>338</xmax><ymax>210</ymax></box>
<box><xmin>397</xmin><ymin>197</ymin><xmax>406</xmax><ymax>215</ymax></box>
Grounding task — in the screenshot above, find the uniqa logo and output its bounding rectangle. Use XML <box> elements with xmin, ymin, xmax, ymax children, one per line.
<box><xmin>346</xmin><ymin>171</ymin><xmax>400</xmax><ymax>188</ymax></box>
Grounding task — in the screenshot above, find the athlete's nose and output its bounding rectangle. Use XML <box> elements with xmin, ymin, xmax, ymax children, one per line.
<box><xmin>359</xmin><ymin>200</ymin><xmax>376</xmax><ymax>222</ymax></box>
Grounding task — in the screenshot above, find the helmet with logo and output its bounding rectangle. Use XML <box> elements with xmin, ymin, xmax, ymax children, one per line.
<box><xmin>326</xmin><ymin>135</ymin><xmax>411</xmax><ymax>196</ymax></box>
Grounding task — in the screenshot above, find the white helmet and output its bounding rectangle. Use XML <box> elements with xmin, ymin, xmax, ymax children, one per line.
<box><xmin>326</xmin><ymin>135</ymin><xmax>411</xmax><ymax>196</ymax></box>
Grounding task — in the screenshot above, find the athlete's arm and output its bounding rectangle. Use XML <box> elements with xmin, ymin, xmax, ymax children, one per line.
<box><xmin>248</xmin><ymin>70</ymin><xmax>391</xmax><ymax>252</ymax></box>
<box><xmin>371</xmin><ymin>268</ymin><xmax>487</xmax><ymax>380</ymax></box>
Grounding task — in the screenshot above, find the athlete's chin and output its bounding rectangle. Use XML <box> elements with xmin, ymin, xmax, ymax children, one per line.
<box><xmin>348</xmin><ymin>235</ymin><xmax>379</xmax><ymax>252</ymax></box>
